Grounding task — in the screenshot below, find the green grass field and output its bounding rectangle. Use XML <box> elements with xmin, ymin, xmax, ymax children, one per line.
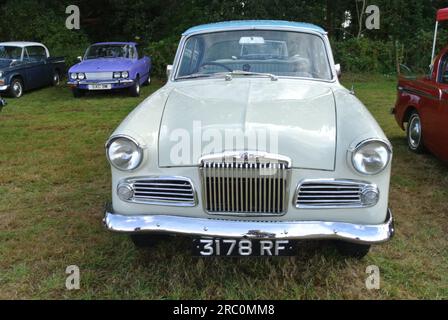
<box><xmin>0</xmin><ymin>75</ymin><xmax>447</xmax><ymax>299</ymax></box>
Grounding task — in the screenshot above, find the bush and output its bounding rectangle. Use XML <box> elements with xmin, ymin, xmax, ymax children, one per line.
<box><xmin>0</xmin><ymin>0</ymin><xmax>90</xmax><ymax>70</ymax></box>
<box><xmin>145</xmin><ymin>37</ymin><xmax>180</xmax><ymax>78</ymax></box>
<box><xmin>333</xmin><ymin>38</ymin><xmax>395</xmax><ymax>74</ymax></box>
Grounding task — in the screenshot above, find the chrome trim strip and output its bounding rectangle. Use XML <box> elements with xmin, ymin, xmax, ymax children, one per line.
<box><xmin>293</xmin><ymin>179</ymin><xmax>379</xmax><ymax>209</ymax></box>
<box><xmin>67</xmin><ymin>79</ymin><xmax>134</xmax><ymax>85</ymax></box>
<box><xmin>103</xmin><ymin>206</ymin><xmax>395</xmax><ymax>244</ymax></box>
<box><xmin>119</xmin><ymin>176</ymin><xmax>198</xmax><ymax>207</ymax></box>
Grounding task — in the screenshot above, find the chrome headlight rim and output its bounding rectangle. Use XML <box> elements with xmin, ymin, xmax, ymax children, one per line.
<box><xmin>350</xmin><ymin>138</ymin><xmax>392</xmax><ymax>176</ymax></box>
<box><xmin>121</xmin><ymin>71</ymin><xmax>129</xmax><ymax>79</ymax></box>
<box><xmin>77</xmin><ymin>72</ymin><xmax>86</xmax><ymax>80</ymax></box>
<box><xmin>105</xmin><ymin>135</ymin><xmax>144</xmax><ymax>171</ymax></box>
<box><xmin>70</xmin><ymin>72</ymin><xmax>78</xmax><ymax>80</ymax></box>
<box><xmin>113</xmin><ymin>72</ymin><xmax>121</xmax><ymax>79</ymax></box>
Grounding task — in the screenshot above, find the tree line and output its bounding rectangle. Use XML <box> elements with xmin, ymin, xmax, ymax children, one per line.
<box><xmin>1</xmin><ymin>0</ymin><xmax>448</xmax><ymax>76</ymax></box>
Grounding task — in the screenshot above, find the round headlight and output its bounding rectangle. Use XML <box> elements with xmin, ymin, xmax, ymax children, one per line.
<box><xmin>351</xmin><ymin>140</ymin><xmax>392</xmax><ymax>175</ymax></box>
<box><xmin>106</xmin><ymin>137</ymin><xmax>143</xmax><ymax>171</ymax></box>
<box><xmin>121</xmin><ymin>71</ymin><xmax>129</xmax><ymax>78</ymax></box>
<box><xmin>78</xmin><ymin>73</ymin><xmax>85</xmax><ymax>80</ymax></box>
<box><xmin>70</xmin><ymin>73</ymin><xmax>78</xmax><ymax>80</ymax></box>
<box><xmin>113</xmin><ymin>72</ymin><xmax>121</xmax><ymax>79</ymax></box>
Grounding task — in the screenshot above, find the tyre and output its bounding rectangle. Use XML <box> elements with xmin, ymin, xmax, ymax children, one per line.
<box><xmin>72</xmin><ymin>88</ymin><xmax>85</xmax><ymax>98</ymax></box>
<box><xmin>9</xmin><ymin>78</ymin><xmax>24</xmax><ymax>98</ymax></box>
<box><xmin>130</xmin><ymin>234</ymin><xmax>168</xmax><ymax>248</ymax></box>
<box><xmin>129</xmin><ymin>76</ymin><xmax>141</xmax><ymax>97</ymax></box>
<box><xmin>143</xmin><ymin>72</ymin><xmax>151</xmax><ymax>86</ymax></box>
<box><xmin>407</xmin><ymin>111</ymin><xmax>425</xmax><ymax>153</ymax></box>
<box><xmin>335</xmin><ymin>241</ymin><xmax>371</xmax><ymax>259</ymax></box>
<box><xmin>52</xmin><ymin>70</ymin><xmax>60</xmax><ymax>86</ymax></box>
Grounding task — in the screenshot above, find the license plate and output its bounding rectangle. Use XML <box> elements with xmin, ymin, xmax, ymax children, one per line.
<box><xmin>192</xmin><ymin>238</ymin><xmax>296</xmax><ymax>257</ymax></box>
<box><xmin>88</xmin><ymin>84</ymin><xmax>111</xmax><ymax>90</ymax></box>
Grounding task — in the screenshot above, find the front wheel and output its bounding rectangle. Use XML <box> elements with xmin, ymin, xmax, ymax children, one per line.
<box><xmin>407</xmin><ymin>111</ymin><xmax>425</xmax><ymax>153</ymax></box>
<box><xmin>335</xmin><ymin>241</ymin><xmax>371</xmax><ymax>259</ymax></box>
<box><xmin>9</xmin><ymin>78</ymin><xmax>24</xmax><ymax>98</ymax></box>
<box><xmin>52</xmin><ymin>71</ymin><xmax>60</xmax><ymax>86</ymax></box>
<box><xmin>129</xmin><ymin>77</ymin><xmax>141</xmax><ymax>97</ymax></box>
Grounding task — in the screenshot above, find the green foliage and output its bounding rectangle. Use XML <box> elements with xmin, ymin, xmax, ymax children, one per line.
<box><xmin>0</xmin><ymin>0</ymin><xmax>90</xmax><ymax>67</ymax></box>
<box><xmin>333</xmin><ymin>38</ymin><xmax>395</xmax><ymax>74</ymax></box>
<box><xmin>146</xmin><ymin>37</ymin><xmax>179</xmax><ymax>78</ymax></box>
<box><xmin>1</xmin><ymin>0</ymin><xmax>448</xmax><ymax>75</ymax></box>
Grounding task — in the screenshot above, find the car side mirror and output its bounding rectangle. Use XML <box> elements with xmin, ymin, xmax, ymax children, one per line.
<box><xmin>166</xmin><ymin>65</ymin><xmax>173</xmax><ymax>79</ymax></box>
<box><xmin>335</xmin><ymin>64</ymin><xmax>342</xmax><ymax>78</ymax></box>
<box><xmin>77</xmin><ymin>56</ymin><xmax>83</xmax><ymax>62</ymax></box>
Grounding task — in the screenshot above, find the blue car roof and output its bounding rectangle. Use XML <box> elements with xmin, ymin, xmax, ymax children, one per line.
<box><xmin>183</xmin><ymin>20</ymin><xmax>326</xmax><ymax>36</ymax></box>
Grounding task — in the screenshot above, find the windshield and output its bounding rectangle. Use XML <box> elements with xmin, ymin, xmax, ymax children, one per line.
<box><xmin>176</xmin><ymin>30</ymin><xmax>332</xmax><ymax>80</ymax></box>
<box><xmin>84</xmin><ymin>44</ymin><xmax>133</xmax><ymax>59</ymax></box>
<box><xmin>0</xmin><ymin>46</ymin><xmax>22</xmax><ymax>60</ymax></box>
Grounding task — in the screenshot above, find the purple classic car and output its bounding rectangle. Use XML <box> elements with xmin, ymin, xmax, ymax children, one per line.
<box><xmin>67</xmin><ymin>42</ymin><xmax>151</xmax><ymax>97</ymax></box>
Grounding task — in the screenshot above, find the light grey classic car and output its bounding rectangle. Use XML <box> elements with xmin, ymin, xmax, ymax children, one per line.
<box><xmin>103</xmin><ymin>21</ymin><xmax>394</xmax><ymax>258</ymax></box>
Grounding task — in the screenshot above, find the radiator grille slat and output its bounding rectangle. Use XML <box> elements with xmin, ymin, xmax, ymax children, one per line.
<box><xmin>201</xmin><ymin>159</ymin><xmax>289</xmax><ymax>215</ymax></box>
<box><xmin>296</xmin><ymin>180</ymin><xmax>367</xmax><ymax>208</ymax></box>
<box><xmin>128</xmin><ymin>177</ymin><xmax>196</xmax><ymax>206</ymax></box>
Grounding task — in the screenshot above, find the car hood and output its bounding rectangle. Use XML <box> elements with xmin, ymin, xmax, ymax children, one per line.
<box><xmin>0</xmin><ymin>60</ymin><xmax>14</xmax><ymax>71</ymax></box>
<box><xmin>69</xmin><ymin>58</ymin><xmax>134</xmax><ymax>72</ymax></box>
<box><xmin>158</xmin><ymin>79</ymin><xmax>336</xmax><ymax>170</ymax></box>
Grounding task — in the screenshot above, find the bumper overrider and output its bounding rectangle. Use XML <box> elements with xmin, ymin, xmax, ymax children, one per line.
<box><xmin>103</xmin><ymin>205</ymin><xmax>394</xmax><ymax>244</ymax></box>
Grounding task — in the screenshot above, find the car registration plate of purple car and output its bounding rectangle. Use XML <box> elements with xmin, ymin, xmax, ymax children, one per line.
<box><xmin>88</xmin><ymin>84</ymin><xmax>112</xmax><ymax>90</ymax></box>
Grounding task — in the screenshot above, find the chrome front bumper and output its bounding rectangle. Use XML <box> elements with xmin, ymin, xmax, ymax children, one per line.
<box><xmin>67</xmin><ymin>79</ymin><xmax>134</xmax><ymax>85</ymax></box>
<box><xmin>0</xmin><ymin>85</ymin><xmax>9</xmax><ymax>91</ymax></box>
<box><xmin>103</xmin><ymin>207</ymin><xmax>394</xmax><ymax>244</ymax></box>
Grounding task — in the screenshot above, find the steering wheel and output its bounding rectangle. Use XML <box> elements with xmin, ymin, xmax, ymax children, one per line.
<box><xmin>199</xmin><ymin>62</ymin><xmax>233</xmax><ymax>72</ymax></box>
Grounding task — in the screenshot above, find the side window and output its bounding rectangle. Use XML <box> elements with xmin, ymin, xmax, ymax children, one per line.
<box><xmin>26</xmin><ymin>46</ymin><xmax>47</xmax><ymax>62</ymax></box>
<box><xmin>439</xmin><ymin>54</ymin><xmax>448</xmax><ymax>84</ymax></box>
<box><xmin>178</xmin><ymin>38</ymin><xmax>203</xmax><ymax>77</ymax></box>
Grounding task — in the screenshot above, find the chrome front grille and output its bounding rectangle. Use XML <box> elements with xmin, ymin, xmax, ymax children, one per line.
<box><xmin>295</xmin><ymin>180</ymin><xmax>375</xmax><ymax>208</ymax></box>
<box><xmin>85</xmin><ymin>72</ymin><xmax>113</xmax><ymax>80</ymax></box>
<box><xmin>123</xmin><ymin>177</ymin><xmax>196</xmax><ymax>206</ymax></box>
<box><xmin>200</xmin><ymin>153</ymin><xmax>291</xmax><ymax>215</ymax></box>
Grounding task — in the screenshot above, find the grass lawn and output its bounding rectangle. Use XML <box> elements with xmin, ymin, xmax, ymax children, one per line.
<box><xmin>0</xmin><ymin>75</ymin><xmax>447</xmax><ymax>299</ymax></box>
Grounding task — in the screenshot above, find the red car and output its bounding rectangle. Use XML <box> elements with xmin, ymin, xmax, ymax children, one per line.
<box><xmin>394</xmin><ymin>8</ymin><xmax>448</xmax><ymax>162</ymax></box>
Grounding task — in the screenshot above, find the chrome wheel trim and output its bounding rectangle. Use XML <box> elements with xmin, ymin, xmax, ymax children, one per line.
<box><xmin>408</xmin><ymin>115</ymin><xmax>421</xmax><ymax>149</ymax></box>
<box><xmin>136</xmin><ymin>81</ymin><xmax>140</xmax><ymax>94</ymax></box>
<box><xmin>53</xmin><ymin>73</ymin><xmax>60</xmax><ymax>85</ymax></box>
<box><xmin>13</xmin><ymin>81</ymin><xmax>23</xmax><ymax>97</ymax></box>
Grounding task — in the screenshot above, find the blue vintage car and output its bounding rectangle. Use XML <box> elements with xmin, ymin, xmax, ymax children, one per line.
<box><xmin>0</xmin><ymin>42</ymin><xmax>66</xmax><ymax>98</ymax></box>
<box><xmin>67</xmin><ymin>42</ymin><xmax>152</xmax><ymax>97</ymax></box>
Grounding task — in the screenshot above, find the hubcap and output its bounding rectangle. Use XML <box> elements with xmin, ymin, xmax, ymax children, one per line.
<box><xmin>409</xmin><ymin>115</ymin><xmax>421</xmax><ymax>149</ymax></box>
<box><xmin>13</xmin><ymin>82</ymin><xmax>22</xmax><ymax>97</ymax></box>
<box><xmin>136</xmin><ymin>83</ymin><xmax>140</xmax><ymax>94</ymax></box>
<box><xmin>54</xmin><ymin>74</ymin><xmax>59</xmax><ymax>84</ymax></box>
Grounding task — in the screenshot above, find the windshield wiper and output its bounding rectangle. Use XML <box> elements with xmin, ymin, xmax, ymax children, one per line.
<box><xmin>223</xmin><ymin>70</ymin><xmax>278</xmax><ymax>81</ymax></box>
<box><xmin>176</xmin><ymin>73</ymin><xmax>216</xmax><ymax>80</ymax></box>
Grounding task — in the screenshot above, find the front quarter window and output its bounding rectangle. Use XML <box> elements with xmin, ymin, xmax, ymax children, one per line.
<box><xmin>176</xmin><ymin>30</ymin><xmax>332</xmax><ymax>80</ymax></box>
